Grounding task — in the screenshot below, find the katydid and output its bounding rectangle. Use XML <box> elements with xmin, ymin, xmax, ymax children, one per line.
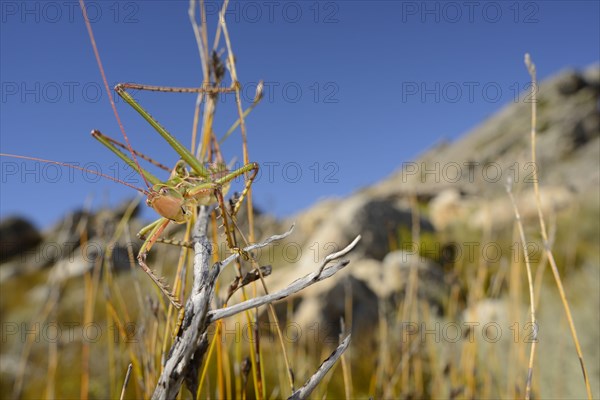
<box><xmin>78</xmin><ymin>0</ymin><xmax>258</xmax><ymax>309</ymax></box>
<box><xmin>104</xmin><ymin>79</ymin><xmax>260</xmax><ymax>308</ymax></box>
<box><xmin>0</xmin><ymin>2</ymin><xmax>261</xmax><ymax>309</ymax></box>
<box><xmin>1</xmin><ymin>122</ymin><xmax>259</xmax><ymax>310</ymax></box>
<box><xmin>93</xmin><ymin>122</ymin><xmax>258</xmax><ymax>310</ymax></box>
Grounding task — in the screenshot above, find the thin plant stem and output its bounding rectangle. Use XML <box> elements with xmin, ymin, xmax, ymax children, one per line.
<box><xmin>506</xmin><ymin>178</ymin><xmax>538</xmax><ymax>400</ymax></box>
<box><xmin>524</xmin><ymin>53</ymin><xmax>592</xmax><ymax>400</ymax></box>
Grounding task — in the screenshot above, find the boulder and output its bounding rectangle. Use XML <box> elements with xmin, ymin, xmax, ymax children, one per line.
<box><xmin>0</xmin><ymin>216</ymin><xmax>42</xmax><ymax>263</ymax></box>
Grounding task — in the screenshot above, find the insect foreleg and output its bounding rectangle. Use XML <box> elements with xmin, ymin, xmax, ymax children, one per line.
<box><xmin>136</xmin><ymin>218</ymin><xmax>181</xmax><ymax>308</ymax></box>
<box><xmin>225</xmin><ymin>163</ymin><xmax>260</xmax><ymax>216</ymax></box>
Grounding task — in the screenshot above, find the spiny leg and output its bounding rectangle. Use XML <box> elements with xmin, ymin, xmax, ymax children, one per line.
<box><xmin>228</xmin><ymin>163</ymin><xmax>259</xmax><ymax>216</ymax></box>
<box><xmin>137</xmin><ymin>218</ymin><xmax>182</xmax><ymax>308</ymax></box>
<box><xmin>190</xmin><ymin>162</ymin><xmax>260</xmax><ymax>210</ymax></box>
<box><xmin>115</xmin><ymin>82</ymin><xmax>245</xmax><ymax>182</ymax></box>
<box><xmin>117</xmin><ymin>83</ymin><xmax>236</xmax><ymax>94</ymax></box>
<box><xmin>137</xmin><ymin>223</ymin><xmax>195</xmax><ymax>249</ymax></box>
<box><xmin>115</xmin><ymin>84</ymin><xmax>211</xmax><ymax>179</ymax></box>
<box><xmin>138</xmin><ymin>221</ymin><xmax>194</xmax><ymax>249</ymax></box>
<box><xmin>150</xmin><ymin>237</ymin><xmax>194</xmax><ymax>249</ymax></box>
<box><xmin>92</xmin><ymin>130</ymin><xmax>161</xmax><ymax>186</ymax></box>
<box><xmin>213</xmin><ymin>188</ymin><xmax>246</xmax><ymax>258</ymax></box>
<box><xmin>227</xmin><ymin>195</ymin><xmax>251</xmax><ymax>246</ymax></box>
<box><xmin>205</xmin><ymin>163</ymin><xmax>260</xmax><ymax>258</ymax></box>
<box><xmin>137</xmin><ymin>218</ymin><xmax>163</xmax><ymax>240</ymax></box>
<box><xmin>122</xmin><ymin>53</ymin><xmax>228</xmax><ymax>93</ymax></box>
<box><xmin>92</xmin><ymin>130</ymin><xmax>171</xmax><ymax>171</ymax></box>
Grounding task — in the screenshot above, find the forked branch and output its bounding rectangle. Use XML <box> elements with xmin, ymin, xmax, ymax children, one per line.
<box><xmin>287</xmin><ymin>334</ymin><xmax>352</xmax><ymax>400</ymax></box>
<box><xmin>152</xmin><ymin>207</ymin><xmax>359</xmax><ymax>399</ymax></box>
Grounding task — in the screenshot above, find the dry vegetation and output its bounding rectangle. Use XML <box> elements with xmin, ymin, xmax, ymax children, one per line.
<box><xmin>0</xmin><ymin>2</ymin><xmax>597</xmax><ymax>400</ymax></box>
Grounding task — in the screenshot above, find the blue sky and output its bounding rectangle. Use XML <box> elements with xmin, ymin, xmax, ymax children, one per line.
<box><xmin>1</xmin><ymin>1</ymin><xmax>599</xmax><ymax>229</ymax></box>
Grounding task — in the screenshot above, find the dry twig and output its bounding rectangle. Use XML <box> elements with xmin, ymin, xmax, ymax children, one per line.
<box><xmin>152</xmin><ymin>206</ymin><xmax>359</xmax><ymax>399</ymax></box>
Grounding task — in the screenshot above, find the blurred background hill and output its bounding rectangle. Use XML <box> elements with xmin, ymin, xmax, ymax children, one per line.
<box><xmin>1</xmin><ymin>65</ymin><xmax>598</xmax><ymax>398</ymax></box>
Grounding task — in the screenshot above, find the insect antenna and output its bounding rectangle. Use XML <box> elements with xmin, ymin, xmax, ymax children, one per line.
<box><xmin>0</xmin><ymin>153</ymin><xmax>148</xmax><ymax>195</ymax></box>
<box><xmin>78</xmin><ymin>0</ymin><xmax>151</xmax><ymax>189</ymax></box>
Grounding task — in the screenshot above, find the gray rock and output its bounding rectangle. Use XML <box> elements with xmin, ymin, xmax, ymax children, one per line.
<box><xmin>556</xmin><ymin>70</ymin><xmax>587</xmax><ymax>96</ymax></box>
<box><xmin>264</xmin><ymin>250</ymin><xmax>448</xmax><ymax>340</ymax></box>
<box><xmin>347</xmin><ymin>198</ymin><xmax>434</xmax><ymax>260</ymax></box>
<box><xmin>0</xmin><ymin>216</ymin><xmax>42</xmax><ymax>263</ymax></box>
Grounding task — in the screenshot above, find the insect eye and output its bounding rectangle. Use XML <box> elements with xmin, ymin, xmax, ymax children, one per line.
<box><xmin>160</xmin><ymin>188</ymin><xmax>168</xmax><ymax>195</ymax></box>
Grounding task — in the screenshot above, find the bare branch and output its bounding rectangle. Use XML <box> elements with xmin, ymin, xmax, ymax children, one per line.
<box><xmin>316</xmin><ymin>235</ymin><xmax>361</xmax><ymax>276</ymax></box>
<box><xmin>208</xmin><ymin>235</ymin><xmax>361</xmax><ymax>322</ymax></box>
<box><xmin>287</xmin><ymin>334</ymin><xmax>352</xmax><ymax>400</ymax></box>
<box><xmin>150</xmin><ymin>218</ymin><xmax>302</xmax><ymax>399</ymax></box>
<box><xmin>209</xmin><ymin>260</ymin><xmax>349</xmax><ymax>322</ymax></box>
<box><xmin>215</xmin><ymin>224</ymin><xmax>294</xmax><ymax>276</ymax></box>
<box><xmin>151</xmin><ymin>211</ymin><xmax>358</xmax><ymax>399</ymax></box>
<box><xmin>152</xmin><ymin>207</ymin><xmax>214</xmax><ymax>400</ymax></box>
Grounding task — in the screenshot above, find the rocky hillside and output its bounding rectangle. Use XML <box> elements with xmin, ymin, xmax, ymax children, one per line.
<box><xmin>268</xmin><ymin>64</ymin><xmax>599</xmax><ymax>285</ymax></box>
<box><xmin>1</xmin><ymin>65</ymin><xmax>598</xmax><ymax>399</ymax></box>
<box><xmin>375</xmin><ymin>65</ymin><xmax>599</xmax><ymax>197</ymax></box>
<box><xmin>262</xmin><ymin>64</ymin><xmax>600</xmax><ymax>398</ymax></box>
<box><xmin>254</xmin><ymin>64</ymin><xmax>600</xmax><ymax>267</ymax></box>
<box><xmin>368</xmin><ymin>64</ymin><xmax>600</xmax><ymax>229</ymax></box>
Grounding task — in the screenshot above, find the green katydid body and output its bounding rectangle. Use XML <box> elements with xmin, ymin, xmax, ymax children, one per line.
<box><xmin>1</xmin><ymin>84</ymin><xmax>259</xmax><ymax>310</ymax></box>
<box><xmin>0</xmin><ymin>0</ymin><xmax>265</xmax><ymax>310</ymax></box>
<box><xmin>93</xmin><ymin>130</ymin><xmax>257</xmax><ymax>224</ymax></box>
<box><xmin>89</xmin><ymin>83</ymin><xmax>259</xmax><ymax>309</ymax></box>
